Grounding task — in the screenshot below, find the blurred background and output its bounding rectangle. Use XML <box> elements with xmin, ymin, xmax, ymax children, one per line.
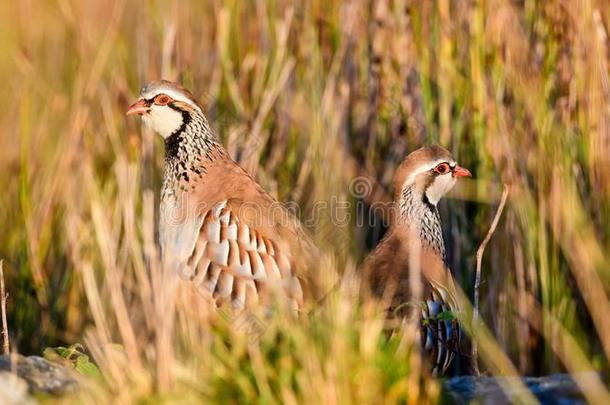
<box><xmin>0</xmin><ymin>0</ymin><xmax>609</xmax><ymax>402</ymax></box>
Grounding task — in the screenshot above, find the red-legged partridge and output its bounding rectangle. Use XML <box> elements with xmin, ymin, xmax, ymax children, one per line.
<box><xmin>362</xmin><ymin>145</ymin><xmax>471</xmax><ymax>375</ymax></box>
<box><xmin>127</xmin><ymin>80</ymin><xmax>317</xmax><ymax>311</ymax></box>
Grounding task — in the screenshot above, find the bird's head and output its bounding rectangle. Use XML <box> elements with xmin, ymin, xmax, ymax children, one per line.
<box><xmin>126</xmin><ymin>80</ymin><xmax>203</xmax><ymax>138</ymax></box>
<box><xmin>394</xmin><ymin>145</ymin><xmax>471</xmax><ymax>206</ymax></box>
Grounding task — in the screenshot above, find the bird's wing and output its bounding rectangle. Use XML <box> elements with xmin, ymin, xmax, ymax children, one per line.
<box><xmin>197</xmin><ymin>156</ymin><xmax>320</xmax><ymax>297</ymax></box>
<box><xmin>177</xmin><ymin>199</ymin><xmax>304</xmax><ymax>311</ymax></box>
<box><xmin>160</xmin><ymin>153</ymin><xmax>317</xmax><ymax>309</ymax></box>
<box><xmin>211</xmin><ymin>159</ymin><xmax>321</xmax><ymax>276</ymax></box>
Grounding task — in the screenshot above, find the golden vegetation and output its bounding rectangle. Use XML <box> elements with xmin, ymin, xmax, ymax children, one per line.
<box><xmin>1</xmin><ymin>0</ymin><xmax>609</xmax><ymax>402</ymax></box>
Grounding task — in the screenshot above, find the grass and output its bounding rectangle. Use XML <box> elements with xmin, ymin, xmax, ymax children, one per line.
<box><xmin>1</xmin><ymin>0</ymin><xmax>609</xmax><ymax>402</ymax></box>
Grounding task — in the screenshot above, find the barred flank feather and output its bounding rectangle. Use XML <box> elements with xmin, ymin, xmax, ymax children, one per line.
<box><xmin>421</xmin><ymin>283</ymin><xmax>460</xmax><ymax>375</ymax></box>
<box><xmin>182</xmin><ymin>200</ymin><xmax>303</xmax><ymax>310</ymax></box>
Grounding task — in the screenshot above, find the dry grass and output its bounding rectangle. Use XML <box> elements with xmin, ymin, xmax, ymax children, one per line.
<box><xmin>0</xmin><ymin>0</ymin><xmax>609</xmax><ymax>402</ymax></box>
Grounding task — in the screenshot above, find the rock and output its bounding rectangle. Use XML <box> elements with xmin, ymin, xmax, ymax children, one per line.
<box><xmin>0</xmin><ymin>372</ymin><xmax>35</xmax><ymax>405</ymax></box>
<box><xmin>443</xmin><ymin>373</ymin><xmax>601</xmax><ymax>404</ymax></box>
<box><xmin>0</xmin><ymin>354</ymin><xmax>78</xmax><ymax>396</ymax></box>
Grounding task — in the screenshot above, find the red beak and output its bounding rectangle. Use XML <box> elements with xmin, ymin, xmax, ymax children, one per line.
<box><xmin>126</xmin><ymin>99</ymin><xmax>150</xmax><ymax>116</ymax></box>
<box><xmin>452</xmin><ymin>165</ymin><xmax>471</xmax><ymax>178</ymax></box>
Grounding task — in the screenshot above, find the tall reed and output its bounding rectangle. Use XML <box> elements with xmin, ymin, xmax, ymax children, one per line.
<box><xmin>0</xmin><ymin>0</ymin><xmax>608</xmax><ymax>402</ymax></box>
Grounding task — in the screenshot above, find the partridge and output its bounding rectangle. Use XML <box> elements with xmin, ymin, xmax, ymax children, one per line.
<box><xmin>362</xmin><ymin>145</ymin><xmax>470</xmax><ymax>375</ymax></box>
<box><xmin>127</xmin><ymin>80</ymin><xmax>316</xmax><ymax>311</ymax></box>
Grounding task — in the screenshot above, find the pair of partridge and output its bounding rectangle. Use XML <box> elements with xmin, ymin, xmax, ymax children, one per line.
<box><xmin>127</xmin><ymin>81</ymin><xmax>469</xmax><ymax>374</ymax></box>
<box><xmin>362</xmin><ymin>146</ymin><xmax>470</xmax><ymax>375</ymax></box>
<box><xmin>127</xmin><ymin>81</ymin><xmax>316</xmax><ymax>311</ymax></box>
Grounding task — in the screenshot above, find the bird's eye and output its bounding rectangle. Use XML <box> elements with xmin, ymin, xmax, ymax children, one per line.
<box><xmin>154</xmin><ymin>94</ymin><xmax>171</xmax><ymax>105</ymax></box>
<box><xmin>434</xmin><ymin>163</ymin><xmax>450</xmax><ymax>175</ymax></box>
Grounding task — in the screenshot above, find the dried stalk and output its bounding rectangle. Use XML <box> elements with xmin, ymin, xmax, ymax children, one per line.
<box><xmin>472</xmin><ymin>185</ymin><xmax>509</xmax><ymax>375</ymax></box>
<box><xmin>0</xmin><ymin>260</ymin><xmax>9</xmax><ymax>354</ymax></box>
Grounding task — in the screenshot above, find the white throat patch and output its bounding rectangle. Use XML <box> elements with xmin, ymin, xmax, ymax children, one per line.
<box><xmin>425</xmin><ymin>174</ymin><xmax>457</xmax><ymax>205</ymax></box>
<box><xmin>142</xmin><ymin>105</ymin><xmax>184</xmax><ymax>138</ymax></box>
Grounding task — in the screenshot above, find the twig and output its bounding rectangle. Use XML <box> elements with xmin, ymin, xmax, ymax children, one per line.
<box><xmin>0</xmin><ymin>260</ymin><xmax>9</xmax><ymax>354</ymax></box>
<box><xmin>472</xmin><ymin>185</ymin><xmax>509</xmax><ymax>376</ymax></box>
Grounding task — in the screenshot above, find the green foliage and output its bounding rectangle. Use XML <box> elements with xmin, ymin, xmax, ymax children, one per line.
<box><xmin>43</xmin><ymin>344</ymin><xmax>102</xmax><ymax>380</ymax></box>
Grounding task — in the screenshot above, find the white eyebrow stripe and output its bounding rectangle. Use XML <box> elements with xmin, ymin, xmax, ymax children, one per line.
<box><xmin>141</xmin><ymin>88</ymin><xmax>202</xmax><ymax>112</ymax></box>
<box><xmin>401</xmin><ymin>158</ymin><xmax>457</xmax><ymax>190</ymax></box>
